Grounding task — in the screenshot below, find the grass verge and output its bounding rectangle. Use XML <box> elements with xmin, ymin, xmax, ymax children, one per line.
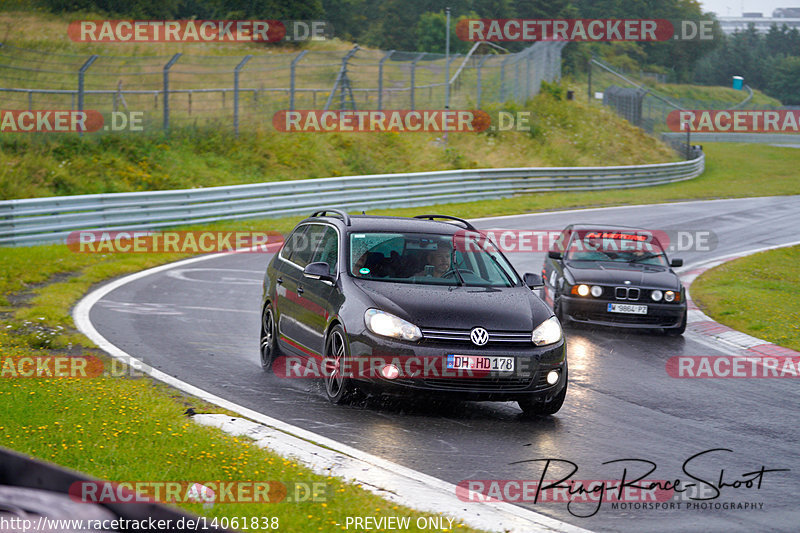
<box><xmin>0</xmin><ymin>92</ymin><xmax>676</xmax><ymax>199</ymax></box>
<box><xmin>690</xmin><ymin>245</ymin><xmax>800</xmax><ymax>352</ymax></box>
<box><xmin>0</xmin><ymin>225</ymin><xmax>481</xmax><ymax>531</ymax></box>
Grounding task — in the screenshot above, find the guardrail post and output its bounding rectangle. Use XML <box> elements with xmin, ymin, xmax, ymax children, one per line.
<box><xmin>410</xmin><ymin>53</ymin><xmax>425</xmax><ymax>110</ymax></box>
<box><xmin>163</xmin><ymin>53</ymin><xmax>181</xmax><ymax>131</ymax></box>
<box><xmin>289</xmin><ymin>50</ymin><xmax>308</xmax><ymax>111</ymax></box>
<box><xmin>378</xmin><ymin>50</ymin><xmax>394</xmax><ymax>111</ymax></box>
<box><xmin>234</xmin><ymin>54</ymin><xmax>253</xmax><ymax>137</ymax></box>
<box><xmin>77</xmin><ymin>55</ymin><xmax>98</xmax><ymax>136</ymax></box>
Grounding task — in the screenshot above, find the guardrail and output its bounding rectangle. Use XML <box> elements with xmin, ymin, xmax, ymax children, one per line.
<box><xmin>0</xmin><ymin>149</ymin><xmax>704</xmax><ymax>246</ymax></box>
<box><xmin>662</xmin><ymin>132</ymin><xmax>800</xmax><ymax>144</ymax></box>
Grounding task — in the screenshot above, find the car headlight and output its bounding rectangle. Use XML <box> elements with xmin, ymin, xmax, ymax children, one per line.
<box><xmin>665</xmin><ymin>290</ymin><xmax>677</xmax><ymax>302</ymax></box>
<box><xmin>532</xmin><ymin>316</ymin><xmax>563</xmax><ymax>346</ymax></box>
<box><xmin>590</xmin><ymin>285</ymin><xmax>603</xmax><ymax>298</ymax></box>
<box><xmin>571</xmin><ymin>284</ymin><xmax>590</xmax><ymax>297</ymax></box>
<box><xmin>651</xmin><ymin>290</ymin><xmax>663</xmax><ymax>302</ymax></box>
<box><xmin>364</xmin><ymin>309</ymin><xmax>422</xmax><ymax>341</ymax></box>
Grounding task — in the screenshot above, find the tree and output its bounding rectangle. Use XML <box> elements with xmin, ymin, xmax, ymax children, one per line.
<box><xmin>766</xmin><ymin>56</ymin><xmax>800</xmax><ymax>105</ymax></box>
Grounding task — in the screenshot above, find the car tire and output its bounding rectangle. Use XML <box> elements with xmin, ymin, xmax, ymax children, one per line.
<box><xmin>518</xmin><ymin>365</ymin><xmax>568</xmax><ymax>416</ymax></box>
<box><xmin>260</xmin><ymin>305</ymin><xmax>280</xmax><ymax>371</ymax></box>
<box><xmin>665</xmin><ymin>311</ymin><xmax>687</xmax><ymax>336</ymax></box>
<box><xmin>323</xmin><ymin>325</ymin><xmax>358</xmax><ymax>404</ymax></box>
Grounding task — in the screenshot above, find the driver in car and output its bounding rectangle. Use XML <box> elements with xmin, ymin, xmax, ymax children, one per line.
<box><xmin>416</xmin><ymin>245</ymin><xmax>452</xmax><ymax>277</ymax></box>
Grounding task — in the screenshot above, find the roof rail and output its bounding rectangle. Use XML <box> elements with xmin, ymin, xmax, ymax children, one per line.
<box><xmin>311</xmin><ymin>208</ymin><xmax>351</xmax><ymax>226</ymax></box>
<box><xmin>413</xmin><ymin>214</ymin><xmax>477</xmax><ymax>231</ymax></box>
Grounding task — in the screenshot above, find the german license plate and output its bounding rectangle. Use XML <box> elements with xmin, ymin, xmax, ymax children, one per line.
<box><xmin>608</xmin><ymin>303</ymin><xmax>648</xmax><ymax>314</ymax></box>
<box><xmin>447</xmin><ymin>355</ymin><xmax>514</xmax><ymax>371</ymax></box>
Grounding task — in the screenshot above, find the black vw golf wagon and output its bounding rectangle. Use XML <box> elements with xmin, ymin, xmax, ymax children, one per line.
<box><xmin>260</xmin><ymin>210</ymin><xmax>567</xmax><ymax>415</ymax></box>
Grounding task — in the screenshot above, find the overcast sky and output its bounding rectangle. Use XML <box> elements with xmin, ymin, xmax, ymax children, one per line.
<box><xmin>700</xmin><ymin>0</ymin><xmax>799</xmax><ymax>16</ymax></box>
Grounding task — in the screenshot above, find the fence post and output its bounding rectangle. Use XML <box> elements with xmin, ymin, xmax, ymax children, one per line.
<box><xmin>525</xmin><ymin>46</ymin><xmax>532</xmax><ymax>99</ymax></box>
<box><xmin>77</xmin><ymin>55</ymin><xmax>98</xmax><ymax>136</ymax></box>
<box><xmin>587</xmin><ymin>54</ymin><xmax>593</xmax><ymax>104</ymax></box>
<box><xmin>234</xmin><ymin>54</ymin><xmax>253</xmax><ymax>137</ymax></box>
<box><xmin>476</xmin><ymin>55</ymin><xmax>490</xmax><ymax>108</ymax></box>
<box><xmin>410</xmin><ymin>53</ymin><xmax>425</xmax><ymax>110</ymax></box>
<box><xmin>163</xmin><ymin>53</ymin><xmax>181</xmax><ymax>131</ymax></box>
<box><xmin>378</xmin><ymin>50</ymin><xmax>394</xmax><ymax>111</ymax></box>
<box><xmin>445</xmin><ymin>7</ymin><xmax>451</xmax><ymax>109</ymax></box>
<box><xmin>499</xmin><ymin>55</ymin><xmax>511</xmax><ymax>102</ymax></box>
<box><xmin>445</xmin><ymin>54</ymin><xmax>459</xmax><ymax>107</ymax></box>
<box><xmin>289</xmin><ymin>50</ymin><xmax>308</xmax><ymax>111</ymax></box>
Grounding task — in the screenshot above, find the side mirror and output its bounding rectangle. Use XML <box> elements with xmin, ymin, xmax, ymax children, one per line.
<box><xmin>548</xmin><ymin>250</ymin><xmax>563</xmax><ymax>260</ymax></box>
<box><xmin>304</xmin><ymin>262</ymin><xmax>335</xmax><ymax>283</ymax></box>
<box><xmin>523</xmin><ymin>272</ymin><xmax>544</xmax><ymax>289</ymax></box>
<box><xmin>670</xmin><ymin>258</ymin><xmax>684</xmax><ymax>267</ymax></box>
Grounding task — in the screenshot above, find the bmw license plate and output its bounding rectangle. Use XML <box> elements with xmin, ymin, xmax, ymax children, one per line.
<box><xmin>608</xmin><ymin>303</ymin><xmax>648</xmax><ymax>314</ymax></box>
<box><xmin>447</xmin><ymin>355</ymin><xmax>515</xmax><ymax>371</ymax></box>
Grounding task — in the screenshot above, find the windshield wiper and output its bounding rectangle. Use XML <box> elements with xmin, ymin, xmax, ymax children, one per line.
<box><xmin>629</xmin><ymin>252</ymin><xmax>664</xmax><ymax>263</ymax></box>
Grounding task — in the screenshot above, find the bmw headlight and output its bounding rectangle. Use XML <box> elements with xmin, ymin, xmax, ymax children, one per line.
<box><xmin>532</xmin><ymin>316</ymin><xmax>563</xmax><ymax>346</ymax></box>
<box><xmin>651</xmin><ymin>290</ymin><xmax>663</xmax><ymax>302</ymax></box>
<box><xmin>665</xmin><ymin>290</ymin><xmax>677</xmax><ymax>302</ymax></box>
<box><xmin>364</xmin><ymin>309</ymin><xmax>422</xmax><ymax>341</ymax></box>
<box><xmin>571</xmin><ymin>284</ymin><xmax>590</xmax><ymax>296</ymax></box>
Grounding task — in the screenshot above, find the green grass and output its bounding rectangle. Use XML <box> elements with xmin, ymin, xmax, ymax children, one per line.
<box><xmin>653</xmin><ymin>83</ymin><xmax>782</xmax><ymax>107</ymax></box>
<box><xmin>0</xmin><ymin>221</ymin><xmax>481</xmax><ymax>531</ymax></box>
<box><xmin>0</xmin><ymin>93</ymin><xmax>678</xmax><ymax>200</ymax></box>
<box><xmin>691</xmin><ymin>246</ymin><xmax>800</xmax><ymax>351</ymax></box>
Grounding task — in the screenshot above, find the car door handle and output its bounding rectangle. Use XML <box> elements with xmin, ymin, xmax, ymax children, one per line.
<box><xmin>296</xmin><ymin>286</ymin><xmax>304</xmax><ymax>294</ymax></box>
<box><xmin>276</xmin><ymin>277</ymin><xmax>283</xmax><ymax>284</ymax></box>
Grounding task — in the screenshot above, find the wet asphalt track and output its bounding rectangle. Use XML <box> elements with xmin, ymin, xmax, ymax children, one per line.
<box><xmin>88</xmin><ymin>196</ymin><xmax>800</xmax><ymax>532</ymax></box>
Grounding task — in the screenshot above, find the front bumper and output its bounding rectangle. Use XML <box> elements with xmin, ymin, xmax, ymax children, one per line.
<box><xmin>561</xmin><ymin>295</ymin><xmax>686</xmax><ymax>328</ymax></box>
<box><xmin>346</xmin><ymin>329</ymin><xmax>567</xmax><ymax>401</ymax></box>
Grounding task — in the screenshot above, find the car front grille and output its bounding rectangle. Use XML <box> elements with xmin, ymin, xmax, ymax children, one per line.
<box><xmin>615</xmin><ymin>287</ymin><xmax>641</xmax><ymax>301</ymax></box>
<box><xmin>420</xmin><ymin>328</ymin><xmax>531</xmax><ymax>345</ymax></box>
<box><xmin>422</xmin><ymin>374</ymin><xmax>533</xmax><ymax>391</ymax></box>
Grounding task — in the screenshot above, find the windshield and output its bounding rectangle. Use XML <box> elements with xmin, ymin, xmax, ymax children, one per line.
<box><xmin>349</xmin><ymin>232</ymin><xmax>520</xmax><ymax>287</ymax></box>
<box><xmin>564</xmin><ymin>230</ymin><xmax>668</xmax><ymax>266</ymax></box>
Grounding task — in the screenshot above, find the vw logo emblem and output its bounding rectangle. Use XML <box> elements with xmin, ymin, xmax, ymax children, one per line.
<box><xmin>470</xmin><ymin>327</ymin><xmax>489</xmax><ymax>346</ymax></box>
